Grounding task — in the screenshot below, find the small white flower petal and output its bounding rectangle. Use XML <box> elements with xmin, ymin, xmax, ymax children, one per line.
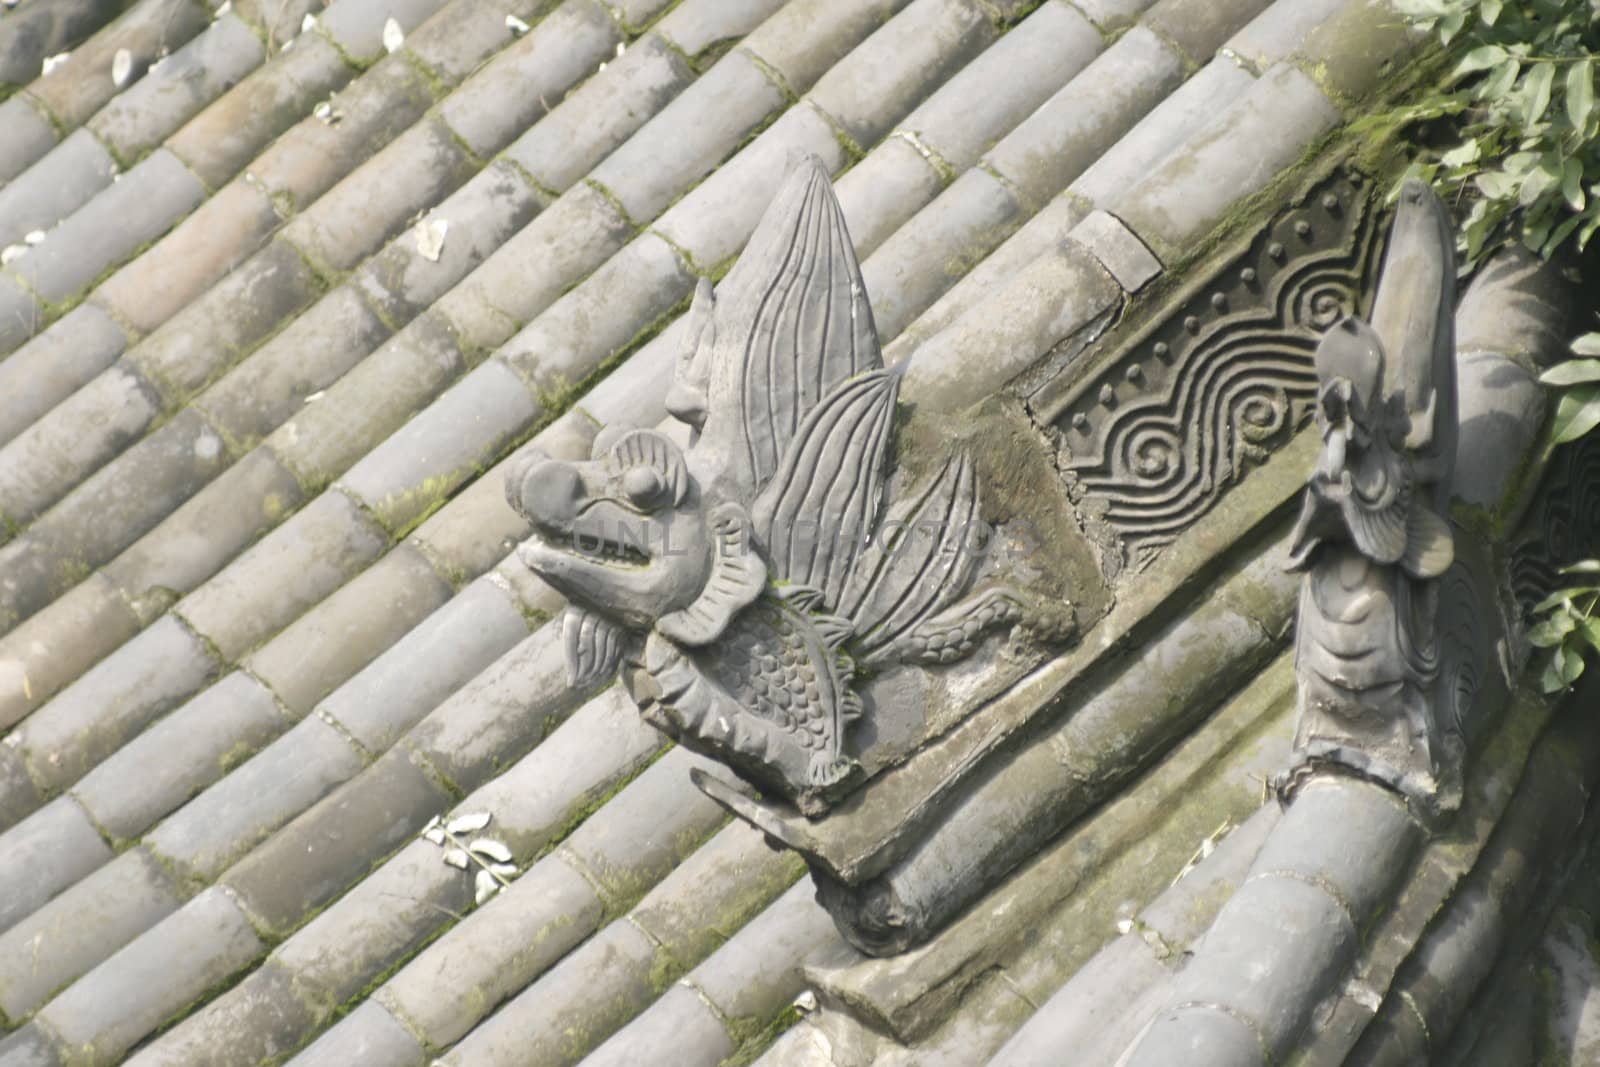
<box><xmin>0</xmin><ymin>245</ymin><xmax>24</xmax><ymax>266</ymax></box>
<box><xmin>474</xmin><ymin>870</ymin><xmax>500</xmax><ymax>904</ymax></box>
<box><xmin>112</xmin><ymin>48</ymin><xmax>132</xmax><ymax>87</ymax></box>
<box><xmin>301</xmin><ymin>12</ymin><xmax>316</xmax><ymax>31</ymax></box>
<box><xmin>42</xmin><ymin>52</ymin><xmax>70</xmax><ymax>75</ymax></box>
<box><xmin>416</xmin><ymin>218</ymin><xmax>448</xmax><ymax>261</ymax></box>
<box><xmin>382</xmin><ymin>17</ymin><xmax>404</xmax><ymax>53</ymax></box>
<box><xmin>446</xmin><ymin>811</ymin><xmax>491</xmax><ymax>834</ymax></box>
<box><xmin>468</xmin><ymin>838</ymin><xmax>512</xmax><ymax>863</ymax></box>
<box><xmin>23</xmin><ymin>230</ymin><xmax>45</xmax><ymax>246</ymax></box>
<box><xmin>504</xmin><ymin>13</ymin><xmax>529</xmax><ymax>35</ymax></box>
<box><xmin>442</xmin><ymin>848</ymin><xmax>470</xmax><ymax>869</ymax></box>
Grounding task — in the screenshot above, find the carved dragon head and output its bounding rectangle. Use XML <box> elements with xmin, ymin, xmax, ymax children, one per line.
<box><xmin>1287</xmin><ymin>179</ymin><xmax>1457</xmax><ymax>580</ymax></box>
<box><xmin>507</xmin><ymin>156</ymin><xmax>1072</xmax><ymax>811</ymax></box>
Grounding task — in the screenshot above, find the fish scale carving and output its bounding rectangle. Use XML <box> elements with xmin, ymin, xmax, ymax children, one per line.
<box><xmin>1033</xmin><ymin>171</ymin><xmax>1385</xmax><ymax>572</ymax></box>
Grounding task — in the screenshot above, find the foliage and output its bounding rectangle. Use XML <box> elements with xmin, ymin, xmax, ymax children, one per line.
<box><xmin>1396</xmin><ymin>2</ymin><xmax>1600</xmax><ymax>693</ymax></box>
<box><xmin>1528</xmin><ymin>563</ymin><xmax>1600</xmax><ymax>692</ymax></box>
<box><xmin>1394</xmin><ymin>0</ymin><xmax>1600</xmax><ymax>264</ymax></box>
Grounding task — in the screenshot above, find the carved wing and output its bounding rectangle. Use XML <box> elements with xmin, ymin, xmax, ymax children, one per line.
<box><xmin>836</xmin><ymin>450</ymin><xmax>988</xmax><ymax>658</ymax></box>
<box><xmin>693</xmin><ymin>154</ymin><xmax>884</xmax><ymax>500</ymax></box>
<box><xmin>752</xmin><ymin>371</ymin><xmax>897</xmax><ymax>608</ymax></box>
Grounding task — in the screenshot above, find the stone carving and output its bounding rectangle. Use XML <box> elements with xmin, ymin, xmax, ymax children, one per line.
<box><xmin>1030</xmin><ymin>172</ymin><xmax>1382</xmax><ymax>575</ymax></box>
<box><xmin>508</xmin><ymin>156</ymin><xmax>1071</xmax><ymax>814</ymax></box>
<box><xmin>1278</xmin><ymin>179</ymin><xmax>1463</xmax><ymax>811</ymax></box>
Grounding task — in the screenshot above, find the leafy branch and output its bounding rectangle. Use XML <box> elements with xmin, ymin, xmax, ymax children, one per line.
<box><xmin>1528</xmin><ymin>563</ymin><xmax>1600</xmax><ymax>692</ymax></box>
<box><xmin>420</xmin><ymin>811</ymin><xmax>519</xmax><ymax>905</ymax></box>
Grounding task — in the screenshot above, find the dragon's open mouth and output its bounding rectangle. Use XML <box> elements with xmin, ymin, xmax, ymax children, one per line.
<box><xmin>541</xmin><ymin>526</ymin><xmax>651</xmax><ymax>567</ymax></box>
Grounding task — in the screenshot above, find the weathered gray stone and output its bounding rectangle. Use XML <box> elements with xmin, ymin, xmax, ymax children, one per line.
<box><xmin>0</xmin><ymin>1023</ymin><xmax>61</xmax><ymax>1067</ymax></box>
<box><xmin>1225</xmin><ymin>0</ymin><xmax>1347</xmax><ymax>71</ymax></box>
<box><xmin>6</xmin><ymin>614</ymin><xmax>220</xmax><ymax>798</ymax></box>
<box><xmin>230</xmin><ymin>0</ymin><xmax>322</xmax><ymax>45</ymax></box>
<box><xmin>146</xmin><ymin>713</ymin><xmax>368</xmax><ymax>880</ymax></box>
<box><xmin>437</xmin><ymin>0</ymin><xmax>621</xmax><ymax>158</ymax></box>
<box><xmin>899</xmin><ymin>0</ymin><xmax>1103</xmax><ymax>172</ymax></box>
<box><xmin>406</xmin><ymin>410</ymin><xmax>594</xmax><ymax>581</ymax></box>
<box><xmin>589</xmin><ymin>50</ymin><xmax>787</xmax><ymax>225</ymax></box>
<box><xmin>16</xmin><ymin>146</ymin><xmax>209</xmax><ymax>304</ymax></box>
<box><xmin>0</xmin><ymin>848</ymin><xmax>184</xmax><ymax>1023</ymax></box>
<box><xmin>270</xmin><ymin>313</ymin><xmax>466</xmax><ymax>490</ymax></box>
<box><xmin>319</xmin><ymin>574</ymin><xmax>531</xmax><ymax>750</ymax></box>
<box><xmin>832</xmin><ymin>137</ymin><xmax>946</xmax><ymax>260</ymax></box>
<box><xmin>318</xmin><ymin>0</ymin><xmax>446</xmax><ymax>64</ymax></box>
<box><xmin>1072</xmin><ymin>58</ymin><xmax>1258</xmax><ymax>207</ymax></box>
<box><xmin>0</xmin><ymin>96</ymin><xmax>59</xmax><ymax>186</ymax></box>
<box><xmin>13</xmin><ymin>407</ymin><xmax>238</xmax><ymax>613</ymax></box>
<box><xmin>630</xmin><ymin>820</ymin><xmax>805</xmax><ymax>970</ymax></box>
<box><xmin>124</xmin><ymin>957</ymin><xmax>322</xmax><ymax>1067</ymax></box>
<box><xmin>654</xmin><ymin>0</ymin><xmax>787</xmax><ymax>61</ymax></box>
<box><xmin>355</xmin><ymin>163</ymin><xmax>542</xmax><ymax>324</ymax></box>
<box><xmin>0</xmin><ymin>361</ymin><xmax>163</xmax><ymax>533</ymax></box>
<box><xmin>403</xmin><ymin>0</ymin><xmax>553</xmax><ymax>85</ymax></box>
<box><xmin>0</xmin><ymin>743</ymin><xmax>44</xmax><ymax>831</ymax></box>
<box><xmin>861</xmin><ymin>166</ymin><xmax>1022</xmax><ymax>344</ymax></box>
<box><xmin>1070</xmin><ymin>209</ymin><xmax>1163</xmax><ymax>292</ymax></box>
<box><xmin>262</xmin><ymin>845</ymin><xmax>478</xmax><ymax>1009</ymax></box>
<box><xmin>741</xmin><ymin>0</ymin><xmax>902</xmax><ymax>95</ymax></box>
<box><xmin>32</xmin><ymin>0</ymin><xmax>214</xmax><ymax>128</ymax></box>
<box><xmin>0</xmin><ymin>795</ymin><xmax>112</xmax><ymax>936</ymax></box>
<box><xmin>502</xmin><ymin>31</ymin><xmax>691</xmax><ymax>192</ymax></box>
<box><xmin>88</xmin><ymin>14</ymin><xmax>267</xmax><ymax>165</ymax></box>
<box><xmin>279</xmin><ymin>118</ymin><xmax>478</xmax><ymax>275</ymax></box>
<box><xmin>807</xmin><ymin>0</ymin><xmax>996</xmax><ymax>152</ymax></box>
<box><xmin>176</xmin><ymin>488</ymin><xmax>389</xmax><ymax>663</ymax></box>
<box><xmin>192</xmin><ymin>285</ymin><xmax>391</xmax><ymax>449</ymax></box>
<box><xmin>165</xmin><ymin>31</ymin><xmax>351</xmax><ymax>191</ymax></box>
<box><xmin>0</xmin><ymin>574</ymin><xmax>140</xmax><ymax>734</ymax></box>
<box><xmin>584</xmin><ymin>984</ymin><xmax>735</xmax><ymax>1067</ymax></box>
<box><xmin>437</xmin><ymin>918</ymin><xmax>663</xmax><ymax>1066</ymax></box>
<box><xmin>103</xmin><ymin>447</ymin><xmax>310</xmax><ymax>624</ymax></box>
<box><xmin>432</xmin><ymin>179</ymin><xmax>631</xmax><ymax>349</ymax></box>
<box><xmin>1068</xmin><ymin>0</ymin><xmax>1152</xmax><ymax>30</ymax></box>
<box><xmin>223</xmin><ymin>747</ymin><xmax>454</xmax><ymax>935</ymax></box>
<box><xmin>557</xmin><ymin>749</ymin><xmax>728</xmax><ymax>909</ymax></box>
<box><xmin>0</xmin><ymin>127</ymin><xmax>118</xmax><ymax>249</ymax></box>
<box><xmin>1120</xmin><ymin>1006</ymin><xmax>1266</xmax><ymax>1065</ymax></box>
<box><xmin>1294</xmin><ymin>0</ymin><xmax>1424</xmax><ymax>107</ymax></box>
<box><xmin>375</xmin><ymin>855</ymin><xmax>604</xmax><ymax>1045</ymax></box>
<box><xmin>1143</xmin><ymin>0</ymin><xmax>1273</xmax><ymax>68</ymax></box>
<box><xmin>128</xmin><ymin>238</ymin><xmax>324</xmax><ymax>404</ymax></box>
<box><xmin>662</xmin><ymin>91</ymin><xmax>848</xmax><ymax>260</ymax></box>
<box><xmin>336</xmin><ymin>359</ymin><xmax>539</xmax><ymax>534</ymax></box>
<box><xmin>94</xmin><ymin>177</ymin><xmax>286</xmax><ymax>336</ymax></box>
<box><xmin>0</xmin><ymin>0</ymin><xmax>123</xmax><ymax>86</ymax></box>
<box><xmin>0</xmin><ymin>304</ymin><xmax>130</xmax><ymax>448</ymax></box>
<box><xmin>899</xmin><ymin>239</ymin><xmax>1120</xmax><ymax>409</ymax></box>
<box><xmin>249</xmin><ymin>56</ymin><xmax>439</xmax><ymax>213</ymax></box>
<box><xmin>498</xmin><ymin>233</ymin><xmax>695</xmax><ymax>393</ymax></box>
<box><xmin>1113</xmin><ymin>64</ymin><xmax>1341</xmax><ymax>259</ymax></box>
<box><xmin>72</xmin><ymin>671</ymin><xmax>289</xmax><ymax>842</ymax></box>
<box><xmin>400</xmin><ymin>622</ymin><xmax>580</xmax><ymax>789</ymax></box>
<box><xmin>985</xmin><ymin>26</ymin><xmax>1185</xmax><ymax>209</ymax></box>
<box><xmin>288</xmin><ymin>1000</ymin><xmax>425</xmax><ymax>1067</ymax></box>
<box><xmin>0</xmin><ymin>274</ymin><xmax>45</xmax><ymax>358</ymax></box>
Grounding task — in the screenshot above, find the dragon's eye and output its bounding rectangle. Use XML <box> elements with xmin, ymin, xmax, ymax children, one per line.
<box><xmin>622</xmin><ymin>466</ymin><xmax>668</xmax><ymax>510</ymax></box>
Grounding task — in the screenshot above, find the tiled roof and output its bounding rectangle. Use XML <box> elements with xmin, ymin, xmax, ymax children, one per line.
<box><xmin>1</xmin><ymin>0</ymin><xmax>1559</xmax><ymax>1063</ymax></box>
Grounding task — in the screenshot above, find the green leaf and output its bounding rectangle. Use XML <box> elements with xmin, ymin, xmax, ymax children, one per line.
<box><xmin>1541</xmin><ymin>646</ymin><xmax>1570</xmax><ymax>692</ymax></box>
<box><xmin>1581</xmin><ymin>617</ymin><xmax>1600</xmax><ymax>654</ymax></box>
<box><xmin>1560</xmin><ymin>560</ymin><xmax>1600</xmax><ymax>575</ymax></box>
<box><xmin>1540</xmin><ymin>359</ymin><xmax>1600</xmax><ymax>386</ymax></box>
<box><xmin>1563</xmin><ymin>157</ymin><xmax>1587</xmax><ymax>212</ymax></box>
<box><xmin>1455</xmin><ymin>44</ymin><xmax>1508</xmax><ymax>79</ymax></box>
<box><xmin>1568</xmin><ymin>58</ymin><xmax>1596</xmax><ymax>131</ymax></box>
<box><xmin>1572</xmin><ymin>334</ymin><xmax>1600</xmax><ymax>356</ymax></box>
<box><xmin>1481</xmin><ymin>0</ymin><xmax>1502</xmax><ymax>23</ymax></box>
<box><xmin>1551</xmin><ymin>386</ymin><xmax>1600</xmax><ymax>444</ymax></box>
<box><xmin>1521</xmin><ymin>62</ymin><xmax>1556</xmax><ymax>123</ymax></box>
<box><xmin>1561</xmin><ymin>642</ymin><xmax>1587</xmax><ymax>684</ymax></box>
<box><xmin>1480</xmin><ymin>57</ymin><xmax>1521</xmax><ymax>101</ymax></box>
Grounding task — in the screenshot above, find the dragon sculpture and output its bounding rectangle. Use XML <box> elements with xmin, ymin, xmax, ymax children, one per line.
<box><xmin>507</xmin><ymin>156</ymin><xmax>1072</xmax><ymax>815</ymax></box>
<box><xmin>1281</xmin><ymin>178</ymin><xmax>1463</xmax><ymax>810</ymax></box>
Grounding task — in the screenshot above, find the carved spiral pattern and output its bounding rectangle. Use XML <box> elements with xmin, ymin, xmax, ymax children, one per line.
<box><xmin>1078</xmin><ymin>254</ymin><xmax>1368</xmax><ymax>564</ymax></box>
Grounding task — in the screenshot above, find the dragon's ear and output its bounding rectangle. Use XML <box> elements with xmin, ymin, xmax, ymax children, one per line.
<box><xmin>657</xmin><ymin>502</ymin><xmax>766</xmax><ymax>646</ymax></box>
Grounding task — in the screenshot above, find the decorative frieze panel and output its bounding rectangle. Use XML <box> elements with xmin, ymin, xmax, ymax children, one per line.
<box><xmin>1029</xmin><ymin>171</ymin><xmax>1385</xmax><ymax>574</ymax></box>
